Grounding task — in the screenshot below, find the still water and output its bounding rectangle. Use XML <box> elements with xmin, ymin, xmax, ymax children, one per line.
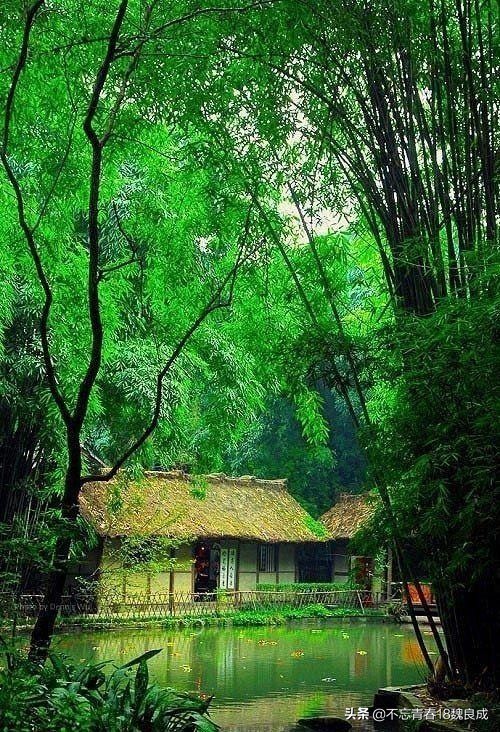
<box><xmin>56</xmin><ymin>619</ymin><xmax>434</xmax><ymax>731</ymax></box>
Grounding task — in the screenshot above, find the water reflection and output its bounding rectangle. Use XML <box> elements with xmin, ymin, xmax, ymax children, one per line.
<box><xmin>56</xmin><ymin>619</ymin><xmax>432</xmax><ymax>731</ymax></box>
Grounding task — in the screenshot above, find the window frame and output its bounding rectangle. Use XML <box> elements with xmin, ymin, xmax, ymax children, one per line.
<box><xmin>258</xmin><ymin>543</ymin><xmax>277</xmax><ymax>573</ymax></box>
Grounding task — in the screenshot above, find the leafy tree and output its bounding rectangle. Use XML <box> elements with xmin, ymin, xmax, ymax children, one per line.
<box><xmin>0</xmin><ymin>0</ymin><xmax>271</xmax><ymax>658</ymax></box>
<box><xmin>226</xmin><ymin>392</ymin><xmax>365</xmax><ymax>517</ymax></box>
<box><xmin>360</xmin><ymin>284</ymin><xmax>499</xmax><ymax>690</ymax></box>
<box><xmin>193</xmin><ymin>0</ymin><xmax>498</xmax><ymax>686</ymax></box>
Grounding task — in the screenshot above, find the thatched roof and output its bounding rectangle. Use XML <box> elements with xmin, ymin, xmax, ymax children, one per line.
<box><xmin>80</xmin><ymin>471</ymin><xmax>323</xmax><ymax>543</ymax></box>
<box><xmin>320</xmin><ymin>493</ymin><xmax>376</xmax><ymax>539</ymax></box>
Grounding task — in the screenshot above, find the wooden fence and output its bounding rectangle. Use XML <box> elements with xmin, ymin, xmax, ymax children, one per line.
<box><xmin>1</xmin><ymin>588</ymin><xmax>383</xmax><ymax>626</ymax></box>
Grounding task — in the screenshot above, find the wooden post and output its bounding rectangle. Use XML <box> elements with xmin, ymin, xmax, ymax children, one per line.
<box><xmin>386</xmin><ymin>546</ymin><xmax>393</xmax><ymax>601</ymax></box>
<box><xmin>169</xmin><ymin>547</ymin><xmax>175</xmax><ymax>615</ymax></box>
<box><xmin>275</xmin><ymin>544</ymin><xmax>280</xmax><ymax>585</ymax></box>
<box><xmin>235</xmin><ymin>540</ymin><xmax>240</xmax><ymax>591</ymax></box>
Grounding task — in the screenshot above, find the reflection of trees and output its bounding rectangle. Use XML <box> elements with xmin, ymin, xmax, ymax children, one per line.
<box><xmin>57</xmin><ymin>623</ymin><xmax>429</xmax><ymax>706</ymax></box>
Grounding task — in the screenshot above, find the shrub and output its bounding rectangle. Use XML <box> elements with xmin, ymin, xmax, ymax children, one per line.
<box><xmin>226</xmin><ymin>604</ymin><xmax>380</xmax><ymax>625</ymax></box>
<box><xmin>161</xmin><ymin>604</ymin><xmax>380</xmax><ymax>629</ymax></box>
<box><xmin>256</xmin><ymin>581</ymin><xmax>359</xmax><ymax>592</ymax></box>
<box><xmin>229</xmin><ymin>604</ymin><xmax>332</xmax><ymax>626</ymax></box>
<box><xmin>0</xmin><ymin>641</ymin><xmax>218</xmax><ymax>732</ymax></box>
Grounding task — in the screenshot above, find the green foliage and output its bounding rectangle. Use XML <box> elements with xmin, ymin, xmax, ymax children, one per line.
<box><xmin>226</xmin><ymin>394</ymin><xmax>365</xmax><ymax>516</ymax></box>
<box><xmin>359</xmin><ymin>288</ymin><xmax>500</xmax><ymax>588</ymax></box>
<box><xmin>46</xmin><ymin>593</ymin><xmax>380</xmax><ymax>631</ymax></box>
<box><xmin>0</xmin><ymin>0</ymin><xmax>497</xmax><ymax>684</ymax></box>
<box><xmin>118</xmin><ymin>536</ymin><xmax>177</xmax><ymax>573</ymax></box>
<box><xmin>50</xmin><ymin>601</ymin><xmax>378</xmax><ymax>632</ymax></box>
<box><xmin>302</xmin><ymin>515</ymin><xmax>329</xmax><ymax>539</ymax></box>
<box><xmin>160</xmin><ymin>604</ymin><xmax>378</xmax><ymax>629</ymax></box>
<box><xmin>0</xmin><ymin>643</ymin><xmax>218</xmax><ymax>732</ymax></box>
<box><xmin>293</xmin><ymin>389</ymin><xmax>329</xmax><ymax>448</ymax></box>
<box><xmin>228</xmin><ymin>605</ymin><xmax>382</xmax><ymax>625</ymax></box>
<box><xmin>256</xmin><ymin>582</ymin><xmax>359</xmax><ymax>592</ymax></box>
<box><xmin>224</xmin><ymin>604</ymin><xmax>335</xmax><ymax>626</ymax></box>
<box><xmin>189</xmin><ymin>476</ymin><xmax>209</xmax><ymax>501</ymax></box>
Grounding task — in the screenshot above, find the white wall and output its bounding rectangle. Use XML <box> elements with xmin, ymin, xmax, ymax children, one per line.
<box><xmin>278</xmin><ymin>543</ymin><xmax>296</xmax><ymax>583</ymax></box>
<box><xmin>238</xmin><ymin>541</ymin><xmax>258</xmax><ymax>590</ymax></box>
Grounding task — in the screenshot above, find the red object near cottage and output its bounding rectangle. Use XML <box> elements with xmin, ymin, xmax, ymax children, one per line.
<box><xmin>405</xmin><ymin>582</ymin><xmax>434</xmax><ymax>605</ymax></box>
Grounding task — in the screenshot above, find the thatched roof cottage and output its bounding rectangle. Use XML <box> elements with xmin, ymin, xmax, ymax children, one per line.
<box><xmin>319</xmin><ymin>492</ymin><xmax>391</xmax><ymax>596</ymax></box>
<box><xmin>320</xmin><ymin>492</ymin><xmax>376</xmax><ymax>541</ymax></box>
<box><xmin>75</xmin><ymin>471</ymin><xmax>324</xmax><ymax>601</ymax></box>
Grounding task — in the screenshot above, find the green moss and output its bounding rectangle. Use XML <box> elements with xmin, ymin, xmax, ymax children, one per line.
<box><xmin>302</xmin><ymin>515</ymin><xmax>329</xmax><ymax>538</ymax></box>
<box><xmin>189</xmin><ymin>476</ymin><xmax>209</xmax><ymax>500</ymax></box>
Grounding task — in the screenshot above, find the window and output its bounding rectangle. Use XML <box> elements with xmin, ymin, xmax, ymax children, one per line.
<box><xmin>259</xmin><ymin>543</ymin><xmax>277</xmax><ymax>573</ymax></box>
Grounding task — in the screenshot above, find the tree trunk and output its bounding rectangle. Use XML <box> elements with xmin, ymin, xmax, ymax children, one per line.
<box><xmin>28</xmin><ymin>436</ymin><xmax>81</xmax><ymax>661</ymax></box>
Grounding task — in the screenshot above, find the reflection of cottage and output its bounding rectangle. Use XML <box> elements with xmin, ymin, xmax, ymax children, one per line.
<box><xmin>317</xmin><ymin>493</ymin><xmax>392</xmax><ymax>597</ymax></box>
<box><xmin>76</xmin><ymin>471</ymin><xmax>324</xmax><ymax>600</ymax></box>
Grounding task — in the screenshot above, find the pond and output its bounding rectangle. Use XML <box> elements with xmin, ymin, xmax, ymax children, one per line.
<box><xmin>55</xmin><ymin>619</ymin><xmax>436</xmax><ymax>731</ymax></box>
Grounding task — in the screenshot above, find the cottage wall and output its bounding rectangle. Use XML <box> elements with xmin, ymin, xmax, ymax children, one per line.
<box><xmin>330</xmin><ymin>539</ymin><xmax>351</xmax><ymax>583</ymax></box>
<box><xmin>277</xmin><ymin>543</ymin><xmax>296</xmax><ymax>583</ymax></box>
<box><xmin>328</xmin><ymin>541</ymin><xmax>390</xmax><ymax>596</ymax></box>
<box><xmin>221</xmin><ymin>541</ymin><xmax>297</xmax><ymax>589</ymax></box>
<box><xmin>92</xmin><ymin>537</ymin><xmax>303</xmax><ymax>603</ymax></box>
<box><xmin>252</xmin><ymin>542</ymin><xmax>298</xmax><ymax>585</ymax></box>
<box><xmin>258</xmin><ymin>571</ymin><xmax>276</xmax><ymax>584</ymax></box>
<box><xmin>95</xmin><ymin>539</ymin><xmax>192</xmax><ymax>602</ymax></box>
<box><xmin>238</xmin><ymin>541</ymin><xmax>259</xmax><ymax>590</ymax></box>
<box><xmin>149</xmin><ymin>571</ymin><xmax>171</xmax><ymax>594</ymax></box>
<box><xmin>172</xmin><ymin>543</ymin><xmax>194</xmax><ymax>593</ymax></box>
<box><xmin>99</xmin><ymin>537</ymin><xmax>164</xmax><ymax>599</ymax></box>
<box><xmin>99</xmin><ymin>538</ymin><xmax>127</xmax><ymax>596</ymax></box>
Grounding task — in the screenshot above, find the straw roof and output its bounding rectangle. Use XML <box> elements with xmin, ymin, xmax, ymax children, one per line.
<box><xmin>320</xmin><ymin>493</ymin><xmax>376</xmax><ymax>539</ymax></box>
<box><xmin>80</xmin><ymin>471</ymin><xmax>323</xmax><ymax>543</ymax></box>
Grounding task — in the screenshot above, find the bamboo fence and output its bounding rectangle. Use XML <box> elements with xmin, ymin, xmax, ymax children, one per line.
<box><xmin>0</xmin><ymin>588</ymin><xmax>383</xmax><ymax>626</ymax></box>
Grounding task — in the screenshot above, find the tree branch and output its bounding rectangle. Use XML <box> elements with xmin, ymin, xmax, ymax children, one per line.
<box><xmin>0</xmin><ymin>0</ymin><xmax>72</xmax><ymax>426</ymax></box>
<box><xmin>74</xmin><ymin>0</ymin><xmax>130</xmax><ymax>428</ymax></box>
<box><xmin>129</xmin><ymin>1</ymin><xmax>275</xmax><ymax>45</ymax></box>
<box><xmin>81</xmin><ymin>209</ymin><xmax>255</xmax><ymax>484</ymax></box>
<box><xmin>82</xmin><ymin>0</ymin><xmax>129</xmax><ymax>148</ymax></box>
<box><xmin>2</xmin><ymin>1</ymin><xmax>45</xmax><ymax>152</ymax></box>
